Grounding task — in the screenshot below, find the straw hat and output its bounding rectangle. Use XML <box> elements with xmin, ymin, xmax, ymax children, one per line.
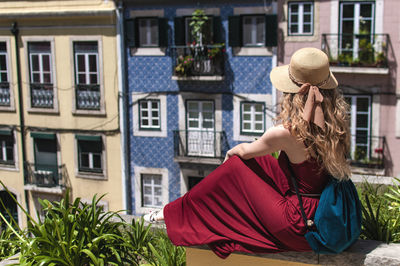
<box><xmin>270</xmin><ymin>47</ymin><xmax>338</xmax><ymax>93</ymax></box>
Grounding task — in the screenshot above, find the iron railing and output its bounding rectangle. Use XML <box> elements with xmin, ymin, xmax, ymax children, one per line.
<box><xmin>171</xmin><ymin>44</ymin><xmax>225</xmax><ymax>77</ymax></box>
<box><xmin>0</xmin><ymin>82</ymin><xmax>10</xmax><ymax>106</ymax></box>
<box><xmin>350</xmin><ymin>135</ymin><xmax>385</xmax><ymax>169</ymax></box>
<box><xmin>322</xmin><ymin>33</ymin><xmax>389</xmax><ymax>68</ymax></box>
<box><xmin>76</xmin><ymin>84</ymin><xmax>101</xmax><ymax>110</ymax></box>
<box><xmin>173</xmin><ymin>130</ymin><xmax>228</xmax><ymax>159</ymax></box>
<box><xmin>30</xmin><ymin>83</ymin><xmax>54</xmax><ymax>108</ymax></box>
<box><xmin>24</xmin><ymin>163</ymin><xmax>67</xmax><ymax>188</ymax></box>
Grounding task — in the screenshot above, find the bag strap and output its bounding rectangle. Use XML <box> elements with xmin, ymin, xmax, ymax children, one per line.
<box><xmin>285</xmin><ymin>154</ymin><xmax>315</xmax><ymax>230</ymax></box>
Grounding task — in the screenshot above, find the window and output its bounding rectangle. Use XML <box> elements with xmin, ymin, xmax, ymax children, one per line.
<box><xmin>139</xmin><ymin>99</ymin><xmax>161</xmax><ymax>130</ymax></box>
<box><xmin>228</xmin><ymin>14</ymin><xmax>277</xmax><ymax>47</ymax></box>
<box><xmin>288</xmin><ymin>2</ymin><xmax>314</xmax><ymax>35</ymax></box>
<box><xmin>0</xmin><ymin>131</ymin><xmax>14</xmax><ymax>165</ymax></box>
<box><xmin>141</xmin><ymin>174</ymin><xmax>163</xmax><ymax>208</ymax></box>
<box><xmin>125</xmin><ymin>17</ymin><xmax>168</xmax><ymax>48</ymax></box>
<box><xmin>345</xmin><ymin>95</ymin><xmax>371</xmax><ymax>160</ymax></box>
<box><xmin>0</xmin><ymin>42</ymin><xmax>10</xmax><ymax>107</ymax></box>
<box><xmin>241</xmin><ymin>102</ymin><xmax>265</xmax><ymax>135</ymax></box>
<box><xmin>174</xmin><ymin>16</ymin><xmax>223</xmax><ymax>46</ymax></box>
<box><xmin>138</xmin><ymin>18</ymin><xmax>159</xmax><ymax>47</ymax></box>
<box><xmin>184</xmin><ymin>16</ymin><xmax>214</xmax><ymax>45</ymax></box>
<box><xmin>73</xmin><ymin>41</ymin><xmax>100</xmax><ymax>110</ymax></box>
<box><xmin>28</xmin><ymin>42</ymin><xmax>54</xmax><ymax>108</ymax></box>
<box><xmin>242</xmin><ymin>16</ymin><xmax>265</xmax><ymax>46</ymax></box>
<box><xmin>76</xmin><ymin>135</ymin><xmax>103</xmax><ymax>173</ymax></box>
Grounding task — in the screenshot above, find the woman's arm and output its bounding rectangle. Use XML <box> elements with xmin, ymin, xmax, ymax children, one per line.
<box><xmin>223</xmin><ymin>126</ymin><xmax>289</xmax><ymax>162</ymax></box>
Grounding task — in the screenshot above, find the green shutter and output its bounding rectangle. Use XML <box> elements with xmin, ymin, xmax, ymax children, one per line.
<box><xmin>265</xmin><ymin>14</ymin><xmax>278</xmax><ymax>47</ymax></box>
<box><xmin>228</xmin><ymin>16</ymin><xmax>241</xmax><ymax>47</ymax></box>
<box><xmin>174</xmin><ymin>17</ymin><xmax>186</xmax><ymax>46</ymax></box>
<box><xmin>213</xmin><ymin>16</ymin><xmax>224</xmax><ymax>44</ymax></box>
<box><xmin>31</xmin><ymin>132</ymin><xmax>56</xmax><ymax>140</ymax></box>
<box><xmin>0</xmin><ymin>129</ymin><xmax>12</xmax><ymax>136</ymax></box>
<box><xmin>125</xmin><ymin>18</ymin><xmax>136</xmax><ymax>47</ymax></box>
<box><xmin>158</xmin><ymin>18</ymin><xmax>169</xmax><ymax>47</ymax></box>
<box><xmin>75</xmin><ymin>135</ymin><xmax>101</xmax><ymax>141</ymax></box>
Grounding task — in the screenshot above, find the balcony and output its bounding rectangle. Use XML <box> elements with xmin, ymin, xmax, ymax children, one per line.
<box><xmin>76</xmin><ymin>84</ymin><xmax>101</xmax><ymax>110</ymax></box>
<box><xmin>322</xmin><ymin>33</ymin><xmax>389</xmax><ymax>74</ymax></box>
<box><xmin>30</xmin><ymin>83</ymin><xmax>54</xmax><ymax>108</ymax></box>
<box><xmin>24</xmin><ymin>163</ymin><xmax>68</xmax><ymax>193</ymax></box>
<box><xmin>0</xmin><ymin>82</ymin><xmax>10</xmax><ymax>106</ymax></box>
<box><xmin>173</xmin><ymin>130</ymin><xmax>228</xmax><ymax>164</ymax></box>
<box><xmin>171</xmin><ymin>44</ymin><xmax>225</xmax><ymax>81</ymax></box>
<box><xmin>350</xmin><ymin>135</ymin><xmax>385</xmax><ymax>173</ymax></box>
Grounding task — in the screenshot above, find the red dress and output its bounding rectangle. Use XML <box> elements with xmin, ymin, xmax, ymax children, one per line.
<box><xmin>164</xmin><ymin>152</ymin><xmax>329</xmax><ymax>259</ymax></box>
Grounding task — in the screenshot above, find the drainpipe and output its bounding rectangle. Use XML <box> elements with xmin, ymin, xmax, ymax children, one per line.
<box><xmin>116</xmin><ymin>1</ymin><xmax>132</xmax><ymax>214</ymax></box>
<box><xmin>11</xmin><ymin>22</ymin><xmax>29</xmax><ymax>214</ymax></box>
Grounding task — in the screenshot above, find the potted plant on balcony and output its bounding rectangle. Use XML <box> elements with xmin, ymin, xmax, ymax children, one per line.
<box><xmin>175</xmin><ymin>55</ymin><xmax>194</xmax><ymax>76</ymax></box>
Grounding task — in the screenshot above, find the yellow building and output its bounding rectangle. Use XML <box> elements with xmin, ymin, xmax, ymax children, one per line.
<box><xmin>0</xmin><ymin>0</ymin><xmax>125</xmax><ymax>228</ymax></box>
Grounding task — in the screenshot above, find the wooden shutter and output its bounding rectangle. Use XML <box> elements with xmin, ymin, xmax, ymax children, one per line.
<box><xmin>228</xmin><ymin>16</ymin><xmax>241</xmax><ymax>47</ymax></box>
<box><xmin>158</xmin><ymin>18</ymin><xmax>169</xmax><ymax>47</ymax></box>
<box><xmin>174</xmin><ymin>17</ymin><xmax>186</xmax><ymax>46</ymax></box>
<box><xmin>265</xmin><ymin>14</ymin><xmax>278</xmax><ymax>47</ymax></box>
<box><xmin>213</xmin><ymin>16</ymin><xmax>224</xmax><ymax>44</ymax></box>
<box><xmin>125</xmin><ymin>18</ymin><xmax>137</xmax><ymax>47</ymax></box>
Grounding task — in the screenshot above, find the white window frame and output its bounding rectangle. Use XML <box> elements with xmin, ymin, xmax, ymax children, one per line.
<box><xmin>0</xmin><ymin>135</ymin><xmax>14</xmax><ymax>165</ymax></box>
<box><xmin>240</xmin><ymin>102</ymin><xmax>265</xmax><ymax>134</ymax></box>
<box><xmin>23</xmin><ymin>37</ymin><xmax>58</xmax><ymax>113</ymax></box>
<box><xmin>242</xmin><ymin>15</ymin><xmax>265</xmax><ymax>46</ymax></box>
<box><xmin>0</xmin><ymin>129</ymin><xmax>18</xmax><ymax>171</ymax></box>
<box><xmin>288</xmin><ymin>1</ymin><xmax>314</xmax><ymax>36</ymax></box>
<box><xmin>345</xmin><ymin>95</ymin><xmax>371</xmax><ymax>160</ymax></box>
<box><xmin>141</xmin><ymin>173</ymin><xmax>163</xmax><ymax>208</ymax></box>
<box><xmin>29</xmin><ymin>43</ymin><xmax>53</xmax><ymax>84</ymax></box>
<box><xmin>70</xmin><ymin>36</ymin><xmax>105</xmax><ymax>115</ymax></box>
<box><xmin>134</xmin><ymin>166</ymin><xmax>169</xmax><ymax>215</ymax></box>
<box><xmin>139</xmin><ymin>99</ymin><xmax>161</xmax><ymax>130</ymax></box>
<box><xmin>132</xmin><ymin>93</ymin><xmax>167</xmax><ymax>137</ymax></box>
<box><xmin>138</xmin><ymin>18</ymin><xmax>159</xmax><ymax>47</ymax></box>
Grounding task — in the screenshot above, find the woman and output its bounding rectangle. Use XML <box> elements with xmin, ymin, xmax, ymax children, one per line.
<box><xmin>144</xmin><ymin>47</ymin><xmax>351</xmax><ymax>259</ymax></box>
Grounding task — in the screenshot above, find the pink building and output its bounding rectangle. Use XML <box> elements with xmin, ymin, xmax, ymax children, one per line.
<box><xmin>277</xmin><ymin>0</ymin><xmax>399</xmax><ymax>178</ymax></box>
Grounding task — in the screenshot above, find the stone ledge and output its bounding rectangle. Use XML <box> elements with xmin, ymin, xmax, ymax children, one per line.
<box><xmin>187</xmin><ymin>240</ymin><xmax>400</xmax><ymax>266</ymax></box>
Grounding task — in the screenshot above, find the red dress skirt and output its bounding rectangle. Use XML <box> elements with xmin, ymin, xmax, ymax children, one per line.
<box><xmin>164</xmin><ymin>152</ymin><xmax>329</xmax><ymax>259</ymax></box>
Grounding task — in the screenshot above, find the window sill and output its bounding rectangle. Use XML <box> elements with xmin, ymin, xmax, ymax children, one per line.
<box><xmin>130</xmin><ymin>47</ymin><xmax>166</xmax><ymax>56</ymax></box>
<box><xmin>27</xmin><ymin>107</ymin><xmax>59</xmax><ymax>114</ymax></box>
<box><xmin>76</xmin><ymin>172</ymin><xmax>107</xmax><ymax>180</ymax></box>
<box><xmin>72</xmin><ymin>109</ymin><xmax>106</xmax><ymax>117</ymax></box>
<box><xmin>0</xmin><ymin>106</ymin><xmax>16</xmax><ymax>112</ymax></box>
<box><xmin>0</xmin><ymin>164</ymin><xmax>18</xmax><ymax>171</ymax></box>
<box><xmin>330</xmin><ymin>66</ymin><xmax>389</xmax><ymax>75</ymax></box>
<box><xmin>232</xmin><ymin>47</ymin><xmax>273</xmax><ymax>56</ymax></box>
<box><xmin>24</xmin><ymin>184</ymin><xmax>65</xmax><ymax>194</ymax></box>
<box><xmin>172</xmin><ymin>75</ymin><xmax>224</xmax><ymax>81</ymax></box>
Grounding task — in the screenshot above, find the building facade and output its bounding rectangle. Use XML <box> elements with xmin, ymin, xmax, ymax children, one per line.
<box><xmin>0</xmin><ymin>0</ymin><xmax>125</xmax><ymax>227</ymax></box>
<box><xmin>123</xmin><ymin>0</ymin><xmax>278</xmax><ymax>214</ymax></box>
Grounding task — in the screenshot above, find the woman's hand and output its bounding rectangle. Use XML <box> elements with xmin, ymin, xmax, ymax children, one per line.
<box><xmin>223</xmin><ymin>149</ymin><xmax>234</xmax><ymax>163</ymax></box>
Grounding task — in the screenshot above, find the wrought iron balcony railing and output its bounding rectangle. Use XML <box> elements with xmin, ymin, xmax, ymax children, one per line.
<box><xmin>173</xmin><ymin>130</ymin><xmax>229</xmax><ymax>159</ymax></box>
<box><xmin>322</xmin><ymin>33</ymin><xmax>389</xmax><ymax>68</ymax></box>
<box><xmin>30</xmin><ymin>83</ymin><xmax>54</xmax><ymax>108</ymax></box>
<box><xmin>171</xmin><ymin>44</ymin><xmax>225</xmax><ymax>78</ymax></box>
<box><xmin>350</xmin><ymin>135</ymin><xmax>385</xmax><ymax>170</ymax></box>
<box><xmin>24</xmin><ymin>163</ymin><xmax>67</xmax><ymax>188</ymax></box>
<box><xmin>0</xmin><ymin>82</ymin><xmax>10</xmax><ymax>107</ymax></box>
<box><xmin>76</xmin><ymin>84</ymin><xmax>101</xmax><ymax>110</ymax></box>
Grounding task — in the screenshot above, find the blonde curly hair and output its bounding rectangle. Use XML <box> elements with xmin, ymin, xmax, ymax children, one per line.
<box><xmin>276</xmin><ymin>89</ymin><xmax>351</xmax><ymax>180</ymax></box>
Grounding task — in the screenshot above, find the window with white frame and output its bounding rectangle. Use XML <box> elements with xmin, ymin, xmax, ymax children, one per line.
<box><xmin>0</xmin><ymin>42</ymin><xmax>10</xmax><ymax>107</ymax></box>
<box><xmin>288</xmin><ymin>2</ymin><xmax>314</xmax><ymax>35</ymax></box>
<box><xmin>345</xmin><ymin>95</ymin><xmax>371</xmax><ymax>161</ymax></box>
<box><xmin>184</xmin><ymin>16</ymin><xmax>213</xmax><ymax>45</ymax></box>
<box><xmin>242</xmin><ymin>16</ymin><xmax>265</xmax><ymax>46</ymax></box>
<box><xmin>138</xmin><ymin>18</ymin><xmax>159</xmax><ymax>47</ymax></box>
<box><xmin>241</xmin><ymin>102</ymin><xmax>265</xmax><ymax>135</ymax></box>
<box><xmin>28</xmin><ymin>42</ymin><xmax>54</xmax><ymax>108</ymax></box>
<box><xmin>73</xmin><ymin>41</ymin><xmax>100</xmax><ymax>110</ymax></box>
<box><xmin>139</xmin><ymin>99</ymin><xmax>161</xmax><ymax>130</ymax></box>
<box><xmin>76</xmin><ymin>135</ymin><xmax>103</xmax><ymax>173</ymax></box>
<box><xmin>0</xmin><ymin>132</ymin><xmax>14</xmax><ymax>165</ymax></box>
<box><xmin>141</xmin><ymin>174</ymin><xmax>163</xmax><ymax>208</ymax></box>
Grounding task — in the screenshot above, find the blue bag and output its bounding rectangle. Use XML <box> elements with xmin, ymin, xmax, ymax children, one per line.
<box><xmin>287</xmin><ymin>157</ymin><xmax>362</xmax><ymax>254</ymax></box>
<box><xmin>304</xmin><ymin>178</ymin><xmax>362</xmax><ymax>254</ymax></box>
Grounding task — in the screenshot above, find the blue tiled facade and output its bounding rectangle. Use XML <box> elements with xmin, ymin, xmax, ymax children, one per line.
<box><xmin>126</xmin><ymin>2</ymin><xmax>276</xmax><ymax>214</ymax></box>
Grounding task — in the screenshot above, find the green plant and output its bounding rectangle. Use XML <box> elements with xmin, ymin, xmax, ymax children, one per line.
<box><xmin>376</xmin><ymin>52</ymin><xmax>387</xmax><ymax>66</ymax></box>
<box><xmin>189</xmin><ymin>9</ymin><xmax>208</xmax><ymax>45</ymax></box>
<box><xmin>148</xmin><ymin>230</ymin><xmax>186</xmax><ymax>266</ymax></box>
<box><xmin>385</xmin><ymin>177</ymin><xmax>400</xmax><ymax>242</ymax></box>
<box><xmin>175</xmin><ymin>55</ymin><xmax>194</xmax><ymax>76</ymax></box>
<box><xmin>0</xmin><ymin>226</ymin><xmax>22</xmax><ymax>260</ymax></box>
<box><xmin>358</xmin><ymin>38</ymin><xmax>374</xmax><ymax>64</ymax></box>
<box><xmin>338</xmin><ymin>52</ymin><xmax>353</xmax><ymax>65</ymax></box>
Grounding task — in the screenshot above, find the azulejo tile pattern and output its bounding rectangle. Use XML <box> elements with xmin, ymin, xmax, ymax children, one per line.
<box><xmin>126</xmin><ymin>2</ymin><xmax>274</xmax><ymax>214</ymax></box>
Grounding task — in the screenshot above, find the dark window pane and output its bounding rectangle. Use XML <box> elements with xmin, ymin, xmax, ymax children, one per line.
<box><xmin>290</xmin><ymin>4</ymin><xmax>299</xmax><ymax>13</ymax></box>
<box><xmin>356</xmin><ymin>114</ymin><xmax>369</xmax><ymax>128</ymax></box>
<box><xmin>357</xmin><ymin>98</ymin><xmax>369</xmax><ymax>112</ymax></box>
<box><xmin>142</xmin><ymin>111</ymin><xmax>148</xmax><ymax>117</ymax></box>
<box><xmin>89</xmin><ymin>74</ymin><xmax>97</xmax><ymax>84</ymax></box>
<box><xmin>304</xmin><ymin>24</ymin><xmax>311</xmax><ymax>33</ymax></box>
<box><xmin>0</xmin><ymin>42</ymin><xmax>6</xmax><ymax>52</ymax></box>
<box><xmin>78</xmin><ymin>74</ymin><xmax>86</xmax><ymax>84</ymax></box>
<box><xmin>360</xmin><ymin>4</ymin><xmax>372</xmax><ymax>17</ymax></box>
<box><xmin>0</xmin><ymin>55</ymin><xmax>6</xmax><ymax>71</ymax></box>
<box><xmin>142</xmin><ymin>119</ymin><xmax>149</xmax><ymax>126</ymax></box>
<box><xmin>356</xmin><ymin>130</ymin><xmax>368</xmax><ymax>144</ymax></box>
<box><xmin>42</xmin><ymin>55</ymin><xmax>50</xmax><ymax>71</ymax></box>
<box><xmin>291</xmin><ymin>24</ymin><xmax>298</xmax><ymax>33</ymax></box>
<box><xmin>81</xmin><ymin>153</ymin><xmax>89</xmax><ymax>167</ymax></box>
<box><xmin>342</xmin><ymin>4</ymin><xmax>354</xmax><ymax>18</ymax></box>
<box><xmin>141</xmin><ymin>101</ymin><xmax>148</xmax><ymax>109</ymax></box>
<box><xmin>291</xmin><ymin>15</ymin><xmax>298</xmax><ymax>23</ymax></box>
<box><xmin>93</xmin><ymin>154</ymin><xmax>102</xmax><ymax>168</ymax></box>
<box><xmin>33</xmin><ymin>73</ymin><xmax>40</xmax><ymax>83</ymax></box>
<box><xmin>242</xmin><ymin>17</ymin><xmax>252</xmax><ymax>45</ymax></box>
<box><xmin>304</xmin><ymin>4</ymin><xmax>311</xmax><ymax>12</ymax></box>
<box><xmin>74</xmin><ymin>42</ymin><xmax>97</xmax><ymax>53</ymax></box>
<box><xmin>152</xmin><ymin>120</ymin><xmax>159</xmax><ymax>126</ymax></box>
<box><xmin>77</xmin><ymin>55</ymin><xmax>85</xmax><ymax>72</ymax></box>
<box><xmin>152</xmin><ymin>111</ymin><xmax>158</xmax><ymax>117</ymax></box>
<box><xmin>151</xmin><ymin>19</ymin><xmax>159</xmax><ymax>45</ymax></box>
<box><xmin>31</xmin><ymin>55</ymin><xmax>39</xmax><ymax>71</ymax></box>
<box><xmin>152</xmin><ymin>101</ymin><xmax>158</xmax><ymax>109</ymax></box>
<box><xmin>89</xmin><ymin>55</ymin><xmax>97</xmax><ymax>72</ymax></box>
<box><xmin>1</xmin><ymin>73</ymin><xmax>7</xmax><ymax>82</ymax></box>
<box><xmin>304</xmin><ymin>14</ymin><xmax>311</xmax><ymax>23</ymax></box>
<box><xmin>43</xmin><ymin>74</ymin><xmax>51</xmax><ymax>83</ymax></box>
